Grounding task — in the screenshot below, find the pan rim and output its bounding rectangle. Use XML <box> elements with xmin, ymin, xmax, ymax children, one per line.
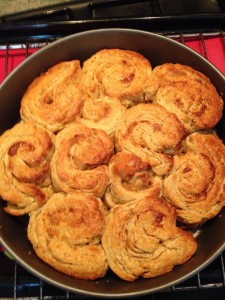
<box><xmin>0</xmin><ymin>28</ymin><xmax>225</xmax><ymax>298</ymax></box>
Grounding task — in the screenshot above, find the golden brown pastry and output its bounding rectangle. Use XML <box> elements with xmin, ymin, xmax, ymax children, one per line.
<box><xmin>51</xmin><ymin>123</ymin><xmax>113</xmax><ymax>197</ymax></box>
<box><xmin>163</xmin><ymin>131</ymin><xmax>225</xmax><ymax>226</ymax></box>
<box><xmin>1</xmin><ymin>49</ymin><xmax>224</xmax><ymax>283</ymax></box>
<box><xmin>102</xmin><ymin>196</ymin><xmax>197</xmax><ymax>281</ymax></box>
<box><xmin>115</xmin><ymin>103</ymin><xmax>186</xmax><ymax>175</ymax></box>
<box><xmin>0</xmin><ymin>121</ymin><xmax>55</xmax><ymax>216</ymax></box>
<box><xmin>78</xmin><ymin>96</ymin><xmax>127</xmax><ymax>138</ymax></box>
<box><xmin>82</xmin><ymin>49</ymin><xmax>152</xmax><ymax>107</ymax></box>
<box><xmin>28</xmin><ymin>193</ymin><xmax>109</xmax><ymax>280</ymax></box>
<box><xmin>20</xmin><ymin>60</ymin><xmax>83</xmax><ymax>133</ymax></box>
<box><xmin>104</xmin><ymin>151</ymin><xmax>162</xmax><ymax>208</ymax></box>
<box><xmin>145</xmin><ymin>63</ymin><xmax>223</xmax><ymax>132</ymax></box>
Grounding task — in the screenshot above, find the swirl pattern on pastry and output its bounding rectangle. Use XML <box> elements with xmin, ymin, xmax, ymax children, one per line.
<box><xmin>0</xmin><ymin>121</ymin><xmax>55</xmax><ymax>216</ymax></box>
<box><xmin>145</xmin><ymin>63</ymin><xmax>223</xmax><ymax>132</ymax></box>
<box><xmin>51</xmin><ymin>123</ymin><xmax>113</xmax><ymax>197</ymax></box>
<box><xmin>102</xmin><ymin>196</ymin><xmax>197</xmax><ymax>281</ymax></box>
<box><xmin>104</xmin><ymin>151</ymin><xmax>162</xmax><ymax>208</ymax></box>
<box><xmin>115</xmin><ymin>103</ymin><xmax>186</xmax><ymax>175</ymax></box>
<box><xmin>28</xmin><ymin>193</ymin><xmax>109</xmax><ymax>280</ymax></box>
<box><xmin>20</xmin><ymin>60</ymin><xmax>83</xmax><ymax>133</ymax></box>
<box><xmin>78</xmin><ymin>96</ymin><xmax>127</xmax><ymax>137</ymax></box>
<box><xmin>163</xmin><ymin>132</ymin><xmax>225</xmax><ymax>226</ymax></box>
<box><xmin>82</xmin><ymin>49</ymin><xmax>152</xmax><ymax>107</ymax></box>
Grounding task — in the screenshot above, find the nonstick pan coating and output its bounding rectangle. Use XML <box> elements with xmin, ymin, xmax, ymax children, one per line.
<box><xmin>0</xmin><ymin>29</ymin><xmax>225</xmax><ymax>298</ymax></box>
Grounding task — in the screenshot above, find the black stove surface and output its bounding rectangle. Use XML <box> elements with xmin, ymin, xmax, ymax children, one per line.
<box><xmin>1</xmin><ymin>0</ymin><xmax>225</xmax><ymax>23</ymax></box>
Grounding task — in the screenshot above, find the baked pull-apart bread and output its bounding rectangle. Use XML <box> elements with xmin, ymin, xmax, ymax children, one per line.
<box><xmin>51</xmin><ymin>123</ymin><xmax>113</xmax><ymax>197</ymax></box>
<box><xmin>78</xmin><ymin>95</ymin><xmax>127</xmax><ymax>138</ymax></box>
<box><xmin>2</xmin><ymin>48</ymin><xmax>225</xmax><ymax>282</ymax></box>
<box><xmin>28</xmin><ymin>193</ymin><xmax>109</xmax><ymax>280</ymax></box>
<box><xmin>20</xmin><ymin>60</ymin><xmax>83</xmax><ymax>133</ymax></box>
<box><xmin>102</xmin><ymin>196</ymin><xmax>197</xmax><ymax>281</ymax></box>
<box><xmin>115</xmin><ymin>103</ymin><xmax>186</xmax><ymax>175</ymax></box>
<box><xmin>82</xmin><ymin>49</ymin><xmax>152</xmax><ymax>108</ymax></box>
<box><xmin>0</xmin><ymin>121</ymin><xmax>55</xmax><ymax>216</ymax></box>
<box><xmin>104</xmin><ymin>151</ymin><xmax>162</xmax><ymax>208</ymax></box>
<box><xmin>163</xmin><ymin>132</ymin><xmax>225</xmax><ymax>226</ymax></box>
<box><xmin>146</xmin><ymin>63</ymin><xmax>223</xmax><ymax>132</ymax></box>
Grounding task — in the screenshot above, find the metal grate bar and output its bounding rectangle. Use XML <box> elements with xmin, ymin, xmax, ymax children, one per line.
<box><xmin>197</xmin><ymin>272</ymin><xmax>202</xmax><ymax>289</ymax></box>
<box><xmin>220</xmin><ymin>254</ymin><xmax>225</xmax><ymax>286</ymax></box>
<box><xmin>222</xmin><ymin>31</ymin><xmax>225</xmax><ymax>47</ymax></box>
<box><xmin>180</xmin><ymin>32</ymin><xmax>185</xmax><ymax>45</ymax></box>
<box><xmin>25</xmin><ymin>41</ymin><xmax>29</xmax><ymax>58</ymax></box>
<box><xmin>4</xmin><ymin>43</ymin><xmax>9</xmax><ymax>79</ymax></box>
<box><xmin>14</xmin><ymin>262</ymin><xmax>17</xmax><ymax>300</ymax></box>
<box><xmin>200</xmin><ymin>33</ymin><xmax>208</xmax><ymax>59</ymax></box>
<box><xmin>39</xmin><ymin>279</ymin><xmax>43</xmax><ymax>300</ymax></box>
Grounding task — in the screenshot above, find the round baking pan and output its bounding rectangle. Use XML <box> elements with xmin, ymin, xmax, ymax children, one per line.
<box><xmin>0</xmin><ymin>28</ymin><xmax>225</xmax><ymax>298</ymax></box>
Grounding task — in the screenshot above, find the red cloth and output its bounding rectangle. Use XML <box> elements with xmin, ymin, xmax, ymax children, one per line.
<box><xmin>0</xmin><ymin>47</ymin><xmax>38</xmax><ymax>83</ymax></box>
<box><xmin>185</xmin><ymin>36</ymin><xmax>225</xmax><ymax>75</ymax></box>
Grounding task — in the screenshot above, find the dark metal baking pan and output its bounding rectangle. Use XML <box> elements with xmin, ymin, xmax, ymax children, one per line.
<box><xmin>0</xmin><ymin>28</ymin><xmax>225</xmax><ymax>298</ymax></box>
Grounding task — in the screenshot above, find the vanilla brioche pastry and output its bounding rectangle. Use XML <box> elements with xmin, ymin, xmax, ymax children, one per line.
<box><xmin>28</xmin><ymin>193</ymin><xmax>109</xmax><ymax>280</ymax></box>
<box><xmin>115</xmin><ymin>103</ymin><xmax>186</xmax><ymax>175</ymax></box>
<box><xmin>145</xmin><ymin>63</ymin><xmax>223</xmax><ymax>132</ymax></box>
<box><xmin>104</xmin><ymin>151</ymin><xmax>162</xmax><ymax>208</ymax></box>
<box><xmin>163</xmin><ymin>131</ymin><xmax>225</xmax><ymax>226</ymax></box>
<box><xmin>102</xmin><ymin>196</ymin><xmax>197</xmax><ymax>281</ymax></box>
<box><xmin>78</xmin><ymin>96</ymin><xmax>127</xmax><ymax>138</ymax></box>
<box><xmin>20</xmin><ymin>60</ymin><xmax>83</xmax><ymax>133</ymax></box>
<box><xmin>82</xmin><ymin>48</ymin><xmax>152</xmax><ymax>107</ymax></box>
<box><xmin>51</xmin><ymin>122</ymin><xmax>113</xmax><ymax>197</ymax></box>
<box><xmin>0</xmin><ymin>121</ymin><xmax>55</xmax><ymax>216</ymax></box>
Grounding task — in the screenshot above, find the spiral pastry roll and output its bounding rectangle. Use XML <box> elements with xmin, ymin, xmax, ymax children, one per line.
<box><xmin>115</xmin><ymin>103</ymin><xmax>186</xmax><ymax>175</ymax></box>
<box><xmin>102</xmin><ymin>196</ymin><xmax>197</xmax><ymax>281</ymax></box>
<box><xmin>28</xmin><ymin>193</ymin><xmax>109</xmax><ymax>279</ymax></box>
<box><xmin>20</xmin><ymin>60</ymin><xmax>83</xmax><ymax>133</ymax></box>
<box><xmin>51</xmin><ymin>123</ymin><xmax>113</xmax><ymax>197</ymax></box>
<box><xmin>78</xmin><ymin>96</ymin><xmax>127</xmax><ymax>138</ymax></box>
<box><xmin>82</xmin><ymin>49</ymin><xmax>152</xmax><ymax>107</ymax></box>
<box><xmin>0</xmin><ymin>121</ymin><xmax>55</xmax><ymax>216</ymax></box>
<box><xmin>104</xmin><ymin>151</ymin><xmax>162</xmax><ymax>208</ymax></box>
<box><xmin>145</xmin><ymin>63</ymin><xmax>223</xmax><ymax>132</ymax></box>
<box><xmin>163</xmin><ymin>132</ymin><xmax>225</xmax><ymax>226</ymax></box>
